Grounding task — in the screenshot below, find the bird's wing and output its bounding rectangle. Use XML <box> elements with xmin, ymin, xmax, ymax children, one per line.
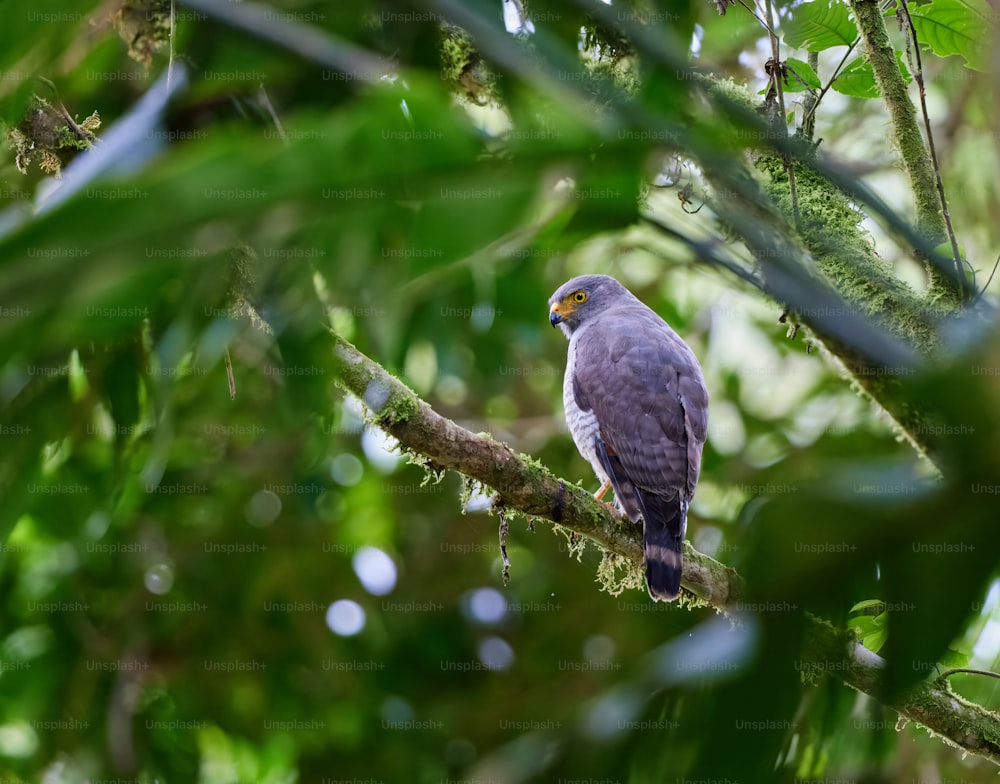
<box><xmin>573</xmin><ymin>303</ymin><xmax>707</xmax><ymax>499</ymax></box>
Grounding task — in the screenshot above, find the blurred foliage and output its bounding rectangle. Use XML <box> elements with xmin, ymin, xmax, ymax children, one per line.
<box><xmin>0</xmin><ymin>0</ymin><xmax>999</xmax><ymax>782</ymax></box>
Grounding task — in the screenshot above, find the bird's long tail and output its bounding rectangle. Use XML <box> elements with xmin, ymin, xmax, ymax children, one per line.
<box><xmin>636</xmin><ymin>490</ymin><xmax>686</xmax><ymax>602</ymax></box>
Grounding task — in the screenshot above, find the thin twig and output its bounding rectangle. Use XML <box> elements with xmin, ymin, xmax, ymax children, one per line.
<box><xmin>257</xmin><ymin>85</ymin><xmax>288</xmax><ymax>145</ymax></box>
<box><xmin>167</xmin><ymin>0</ymin><xmax>176</xmax><ymax>93</ymax></box>
<box><xmin>637</xmin><ymin>213</ymin><xmax>765</xmax><ymax>290</ymax></box>
<box><xmin>800</xmin><ymin>41</ymin><xmax>858</xmax><ymax>135</ymax></box>
<box><xmin>498</xmin><ymin>501</ymin><xmax>511</xmax><ymax>586</ymax></box>
<box><xmin>897</xmin><ymin>0</ymin><xmax>966</xmax><ymax>298</ymax></box>
<box><xmin>802</xmin><ymin>51</ymin><xmax>819</xmax><ymax>140</ymax></box>
<box><xmin>973</xmin><ymin>254</ymin><xmax>1000</xmax><ymax>305</ymax></box>
<box><xmin>762</xmin><ymin>0</ymin><xmax>801</xmax><ymax>230</ymax></box>
<box><xmin>735</xmin><ymin>0</ymin><xmax>775</xmax><ymax>34</ymax></box>
<box><xmin>938</xmin><ymin>667</ymin><xmax>1000</xmax><ymax>681</ymax></box>
<box><xmin>37</xmin><ymin>76</ymin><xmax>98</xmax><ymax>148</ymax></box>
<box><xmin>224</xmin><ymin>347</ymin><xmax>236</xmax><ymax>400</ymax></box>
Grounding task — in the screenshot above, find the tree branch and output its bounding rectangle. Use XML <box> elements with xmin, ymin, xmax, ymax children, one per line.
<box><xmin>762</xmin><ymin>0</ymin><xmax>801</xmax><ymax>230</ymax></box>
<box><xmin>328</xmin><ymin>328</ymin><xmax>1000</xmax><ymax>764</ymax></box>
<box><xmin>805</xmin><ymin>618</ymin><xmax>1000</xmax><ymax>765</ymax></box>
<box><xmin>421</xmin><ymin>0</ymin><xmax>961</xmax><ymax>463</ymax></box>
<box><xmin>642</xmin><ymin>157</ymin><xmax>945</xmax><ymax>466</ymax></box>
<box><xmin>329</xmin><ymin>328</ymin><xmax>742</xmax><ymax>610</ymax></box>
<box><xmin>846</xmin><ymin>0</ymin><xmax>965</xmax><ymax>305</ymax></box>
<box><xmin>897</xmin><ymin>0</ymin><xmax>968</xmax><ymax>300</ymax></box>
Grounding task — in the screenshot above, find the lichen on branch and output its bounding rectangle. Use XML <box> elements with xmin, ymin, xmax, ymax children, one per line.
<box><xmin>6</xmin><ymin>94</ymin><xmax>100</xmax><ymax>178</ymax></box>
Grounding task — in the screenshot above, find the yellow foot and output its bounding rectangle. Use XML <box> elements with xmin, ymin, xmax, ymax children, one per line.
<box><xmin>593</xmin><ymin>481</ymin><xmax>618</xmax><ymax>514</ymax></box>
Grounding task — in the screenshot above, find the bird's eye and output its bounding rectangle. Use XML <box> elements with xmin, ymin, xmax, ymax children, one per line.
<box><xmin>573</xmin><ymin>291</ymin><xmax>588</xmax><ymax>303</ymax></box>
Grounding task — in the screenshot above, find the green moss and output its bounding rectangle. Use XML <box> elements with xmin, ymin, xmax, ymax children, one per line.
<box><xmin>595</xmin><ymin>550</ymin><xmax>645</xmax><ymax>596</ymax></box>
<box><xmin>420</xmin><ymin>460</ymin><xmax>446</xmax><ymax>487</ymax></box>
<box><xmin>439</xmin><ymin>24</ymin><xmax>500</xmax><ymax>105</ymax></box>
<box><xmin>702</xmin><ymin>75</ymin><xmax>759</xmax><ymax>110</ymax></box>
<box><xmin>516</xmin><ymin>451</ymin><xmax>551</xmax><ymax>474</ymax></box>
<box><xmin>439</xmin><ymin>26</ymin><xmax>477</xmax><ymax>83</ymax></box>
<box><xmin>845</xmin><ymin>0</ymin><xmax>970</xmax><ymax>307</ymax></box>
<box><xmin>676</xmin><ymin>586</ymin><xmax>713</xmax><ymax>613</ymax></box>
<box><xmin>847</xmin><ymin>0</ymin><xmax>942</xmax><ymax>237</ymax></box>
<box><xmin>552</xmin><ymin>523</ymin><xmax>588</xmax><ymax>562</ymax></box>
<box><xmin>586</xmin><ymin>57</ymin><xmax>641</xmax><ymax>98</ymax></box>
<box><xmin>755</xmin><ymin>153</ymin><xmax>941</xmax><ymax>353</ymax></box>
<box><xmin>56</xmin><ymin>116</ymin><xmax>100</xmax><ymax>150</ymax></box>
<box><xmin>115</xmin><ymin>0</ymin><xmax>171</xmax><ymax>68</ymax></box>
<box><xmin>904</xmin><ymin>675</ymin><xmax>1000</xmax><ymax>752</ymax></box>
<box><xmin>707</xmin><ymin>65</ymin><xmax>957</xmax><ymax>337</ymax></box>
<box><xmin>457</xmin><ymin>475</ymin><xmax>481</xmax><ymax>514</ymax></box>
<box><xmin>6</xmin><ymin>95</ymin><xmax>100</xmax><ymax>178</ymax></box>
<box><xmin>378</xmin><ymin>392</ymin><xmax>419</xmax><ymax>426</ymax></box>
<box><xmin>226</xmin><ymin>244</ymin><xmax>273</xmax><ymax>337</ymax></box>
<box><xmin>227</xmin><ymin>243</ymin><xmax>256</xmax><ymax>300</ymax></box>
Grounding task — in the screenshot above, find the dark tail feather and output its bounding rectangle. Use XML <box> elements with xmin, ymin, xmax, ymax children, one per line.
<box><xmin>636</xmin><ymin>490</ymin><xmax>686</xmax><ymax>602</ymax></box>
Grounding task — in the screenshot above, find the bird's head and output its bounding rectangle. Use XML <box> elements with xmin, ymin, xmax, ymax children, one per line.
<box><xmin>548</xmin><ymin>274</ymin><xmax>630</xmax><ymax>337</ymax></box>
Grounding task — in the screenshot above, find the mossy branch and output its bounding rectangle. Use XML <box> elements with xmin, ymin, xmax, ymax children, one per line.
<box><xmin>328</xmin><ymin>328</ymin><xmax>1000</xmax><ymax>765</ymax></box>
<box><xmin>846</xmin><ymin>0</ymin><xmax>964</xmax><ymax>305</ymax></box>
<box><xmin>645</xmin><ymin>151</ymin><xmax>944</xmax><ymax>464</ymax></box>
<box><xmin>804</xmin><ymin>618</ymin><xmax>1000</xmax><ymax>765</ymax></box>
<box><xmin>657</xmin><ymin>77</ymin><xmax>946</xmax><ymax>461</ymax></box>
<box><xmin>329</xmin><ymin>328</ymin><xmax>741</xmax><ymax>609</ymax></box>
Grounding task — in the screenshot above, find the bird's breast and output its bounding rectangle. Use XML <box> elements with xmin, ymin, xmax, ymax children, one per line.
<box><xmin>564</xmin><ymin>334</ymin><xmax>606</xmax><ymax>483</ymax></box>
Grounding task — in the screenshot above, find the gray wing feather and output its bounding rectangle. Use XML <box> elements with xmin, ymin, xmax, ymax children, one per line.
<box><xmin>574</xmin><ymin>303</ymin><xmax>708</xmax><ymax>501</ymax></box>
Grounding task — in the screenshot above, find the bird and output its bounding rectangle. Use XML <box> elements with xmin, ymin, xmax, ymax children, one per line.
<box><xmin>548</xmin><ymin>274</ymin><xmax>709</xmax><ymax>601</ymax></box>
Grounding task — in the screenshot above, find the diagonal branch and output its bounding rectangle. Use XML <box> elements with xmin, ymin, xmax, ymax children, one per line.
<box><xmin>800</xmin><ymin>40</ymin><xmax>858</xmax><ymax>137</ymax></box>
<box><xmin>805</xmin><ymin>618</ymin><xmax>1000</xmax><ymax>765</ymax></box>
<box><xmin>329</xmin><ymin>328</ymin><xmax>742</xmax><ymax>610</ymax></box>
<box><xmin>328</xmin><ymin>327</ymin><xmax>1000</xmax><ymax>764</ymax></box>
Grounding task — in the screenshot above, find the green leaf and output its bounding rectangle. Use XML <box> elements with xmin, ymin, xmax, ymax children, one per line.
<box><xmin>908</xmin><ymin>0</ymin><xmax>989</xmax><ymax>71</ymax></box>
<box><xmin>851</xmin><ymin>614</ymin><xmax>889</xmax><ymax>653</ymax></box>
<box><xmin>850</xmin><ymin>599</ymin><xmax>886</xmax><ymax>614</ymax></box>
<box><xmin>849</xmin><ymin>599</ymin><xmax>890</xmax><ymax>653</ymax></box>
<box><xmin>831</xmin><ymin>57</ymin><xmax>879</xmax><ymax>98</ymax></box>
<box><xmin>940</xmin><ymin>648</ymin><xmax>971</xmax><ymax>669</ymax></box>
<box><xmin>783</xmin><ymin>0</ymin><xmax>859</xmax><ymax>51</ymax></box>
<box><xmin>831</xmin><ymin>51</ymin><xmax>912</xmax><ymax>99</ymax></box>
<box><xmin>864</xmin><ymin>627</ymin><xmax>889</xmax><ymax>654</ymax></box>
<box><xmin>783</xmin><ymin>58</ymin><xmax>822</xmax><ymax>92</ymax></box>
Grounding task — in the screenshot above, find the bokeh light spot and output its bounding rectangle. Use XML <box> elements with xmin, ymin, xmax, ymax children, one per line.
<box><xmin>331</xmin><ymin>454</ymin><xmax>364</xmax><ymax>486</ymax></box>
<box><xmin>144</xmin><ymin>563</ymin><xmax>174</xmax><ymax>595</ymax></box>
<box><xmin>353</xmin><ymin>547</ymin><xmax>397</xmax><ymax>596</ymax></box>
<box><xmin>477</xmin><ymin>636</ymin><xmax>514</xmax><ymax>671</ymax></box>
<box><xmin>467</xmin><ymin>588</ymin><xmax>506</xmax><ymax>624</ymax></box>
<box><xmin>245</xmin><ymin>489</ymin><xmax>281</xmax><ymax>528</ymax></box>
<box><xmin>326</xmin><ymin>600</ymin><xmax>366</xmax><ymax>636</ymax></box>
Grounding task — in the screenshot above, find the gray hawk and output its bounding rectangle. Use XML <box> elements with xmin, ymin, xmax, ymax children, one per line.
<box><xmin>549</xmin><ymin>274</ymin><xmax>709</xmax><ymax>601</ymax></box>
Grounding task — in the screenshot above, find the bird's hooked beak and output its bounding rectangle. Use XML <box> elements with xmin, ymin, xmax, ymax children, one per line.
<box><xmin>551</xmin><ymin>292</ymin><xmax>585</xmax><ymax>329</ymax></box>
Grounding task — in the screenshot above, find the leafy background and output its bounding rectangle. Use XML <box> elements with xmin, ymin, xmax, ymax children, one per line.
<box><xmin>0</xmin><ymin>0</ymin><xmax>998</xmax><ymax>781</ymax></box>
